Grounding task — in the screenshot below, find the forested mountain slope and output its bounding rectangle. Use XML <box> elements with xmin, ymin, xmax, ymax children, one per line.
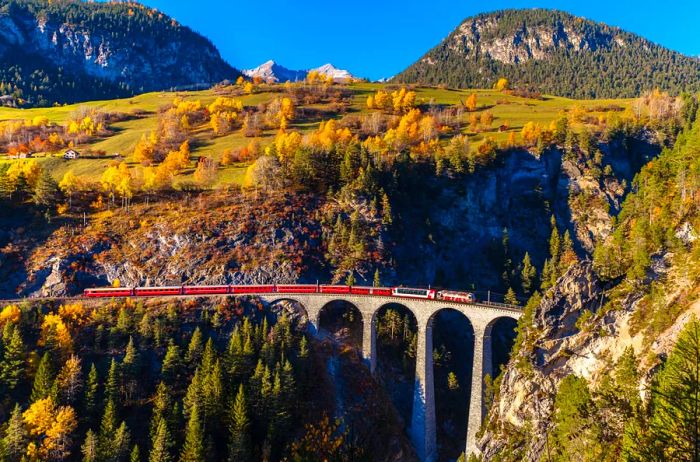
<box><xmin>395</xmin><ymin>9</ymin><xmax>700</xmax><ymax>98</ymax></box>
<box><xmin>479</xmin><ymin>99</ymin><xmax>700</xmax><ymax>461</ymax></box>
<box><xmin>0</xmin><ymin>0</ymin><xmax>237</xmax><ymax>107</ymax></box>
<box><xmin>0</xmin><ymin>296</ymin><xmax>413</xmax><ymax>461</ymax></box>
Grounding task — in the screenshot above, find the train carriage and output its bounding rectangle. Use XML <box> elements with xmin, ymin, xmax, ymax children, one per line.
<box><xmin>135</xmin><ymin>286</ymin><xmax>183</xmax><ymax>296</ymax></box>
<box><xmin>370</xmin><ymin>287</ymin><xmax>393</xmax><ymax>296</ymax></box>
<box><xmin>183</xmin><ymin>285</ymin><xmax>230</xmax><ymax>295</ymax></box>
<box><xmin>320</xmin><ymin>285</ymin><xmax>351</xmax><ymax>294</ymax></box>
<box><xmin>230</xmin><ymin>285</ymin><xmax>275</xmax><ymax>294</ymax></box>
<box><xmin>84</xmin><ymin>287</ymin><xmax>134</xmax><ymax>297</ymax></box>
<box><xmin>276</xmin><ymin>284</ymin><xmax>317</xmax><ymax>294</ymax></box>
<box><xmin>391</xmin><ymin>287</ymin><xmax>437</xmax><ymax>299</ymax></box>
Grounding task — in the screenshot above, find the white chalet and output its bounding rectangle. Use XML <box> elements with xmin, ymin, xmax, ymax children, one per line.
<box><xmin>64</xmin><ymin>149</ymin><xmax>80</xmax><ymax>159</ymax></box>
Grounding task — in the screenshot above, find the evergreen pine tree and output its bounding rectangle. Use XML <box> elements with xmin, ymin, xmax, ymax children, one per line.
<box><xmin>0</xmin><ymin>169</ymin><xmax>13</xmax><ymax>202</ymax></box>
<box><xmin>113</xmin><ymin>421</ymin><xmax>131</xmax><ymax>462</ymax></box>
<box><xmin>381</xmin><ymin>192</ymin><xmax>392</xmax><ymax>225</ymax></box>
<box><xmin>2</xmin><ymin>403</ymin><xmax>27</xmax><ymax>460</ymax></box>
<box><xmin>225</xmin><ymin>327</ymin><xmax>243</xmax><ymax>378</ymax></box>
<box><xmin>631</xmin><ymin>319</ymin><xmax>700</xmax><ymax>459</ymax></box>
<box><xmin>373</xmin><ymin>268</ymin><xmax>381</xmax><ymax>287</ymax></box>
<box><xmin>105</xmin><ymin>358</ymin><xmax>120</xmax><ymax>406</ymax></box>
<box><xmin>13</xmin><ymin>172</ymin><xmax>30</xmax><ymax>203</ymax></box>
<box><xmin>149</xmin><ymin>419</ymin><xmax>173</xmax><ymax>462</ymax></box>
<box><xmin>81</xmin><ymin>429</ymin><xmax>99</xmax><ymax>462</ymax></box>
<box><xmin>84</xmin><ymin>363</ymin><xmax>99</xmax><ymax>421</ymax></box>
<box><xmin>340</xmin><ymin>149</ymin><xmax>353</xmax><ymax>184</ymax></box>
<box><xmin>345</xmin><ymin>271</ymin><xmax>355</xmax><ymax>287</ymax></box>
<box><xmin>549</xmin><ymin>215</ymin><xmax>561</xmax><ymax>268</ymax></box>
<box><xmin>202</xmin><ymin>360</ymin><xmax>224</xmax><ymax>423</ymax></box>
<box><xmin>130</xmin><ymin>445</ymin><xmax>141</xmax><ymax>462</ymax></box>
<box><xmin>99</xmin><ymin>400</ymin><xmax>118</xmax><ymax>458</ymax></box>
<box><xmin>504</xmin><ymin>287</ymin><xmax>519</xmax><ymax>306</ymax></box>
<box><xmin>123</xmin><ymin>336</ymin><xmax>139</xmax><ymax>402</ymax></box>
<box><xmin>183</xmin><ymin>368</ymin><xmax>203</xmax><ymax>421</ymax></box>
<box><xmin>186</xmin><ymin>328</ymin><xmax>203</xmax><ymax>365</ymax></box>
<box><xmin>161</xmin><ymin>341</ymin><xmax>182</xmax><ymax>383</ymax></box>
<box><xmin>552</xmin><ymin>375</ymin><xmax>603</xmax><ymax>460</ymax></box>
<box><xmin>33</xmin><ymin>169</ymin><xmax>61</xmax><ymax>209</ymax></box>
<box><xmin>228</xmin><ymin>384</ymin><xmax>251</xmax><ymax>462</ymax></box>
<box><xmin>0</xmin><ymin>326</ymin><xmax>25</xmax><ymax>391</ymax></box>
<box><xmin>298</xmin><ymin>335</ymin><xmax>308</xmax><ymax>359</ymax></box>
<box><xmin>520</xmin><ymin>252</ymin><xmax>537</xmax><ymax>295</ymax></box>
<box><xmin>150</xmin><ymin>381</ymin><xmax>172</xmax><ymax>440</ymax></box>
<box><xmin>179</xmin><ymin>403</ymin><xmax>204</xmax><ymax>462</ymax></box>
<box><xmin>200</xmin><ymin>338</ymin><xmax>216</xmax><ymax>375</ymax></box>
<box><xmin>540</xmin><ymin>258</ymin><xmax>554</xmax><ymax>291</ymax></box>
<box><xmin>30</xmin><ymin>351</ymin><xmax>54</xmax><ymax>402</ymax></box>
<box><xmin>559</xmin><ymin>229</ymin><xmax>579</xmax><ymax>273</ymax></box>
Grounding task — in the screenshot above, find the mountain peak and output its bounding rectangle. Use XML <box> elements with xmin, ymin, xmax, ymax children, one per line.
<box><xmin>243</xmin><ymin>61</ymin><xmax>355</xmax><ymax>83</ymax></box>
<box><xmin>395</xmin><ymin>8</ymin><xmax>700</xmax><ymax>98</ymax></box>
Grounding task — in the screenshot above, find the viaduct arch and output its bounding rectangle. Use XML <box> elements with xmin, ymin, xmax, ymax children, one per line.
<box><xmin>251</xmin><ymin>293</ymin><xmax>521</xmax><ymax>462</ymax></box>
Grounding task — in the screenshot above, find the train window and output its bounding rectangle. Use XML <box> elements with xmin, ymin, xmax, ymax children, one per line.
<box><xmin>395</xmin><ymin>288</ymin><xmax>427</xmax><ymax>296</ymax></box>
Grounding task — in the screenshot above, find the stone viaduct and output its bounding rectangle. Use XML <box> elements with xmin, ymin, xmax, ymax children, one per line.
<box><xmin>250</xmin><ymin>293</ymin><xmax>522</xmax><ymax>462</ymax></box>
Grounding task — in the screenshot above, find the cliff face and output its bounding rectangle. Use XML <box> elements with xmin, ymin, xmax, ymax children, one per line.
<box><xmin>479</xmin><ymin>262</ymin><xmax>603</xmax><ymax>460</ymax></box>
<box><xmin>479</xmin><ymin>250</ymin><xmax>700</xmax><ymax>460</ymax></box>
<box><xmin>0</xmin><ymin>192</ymin><xmax>325</xmax><ymax>298</ymax></box>
<box><xmin>390</xmin><ymin>135</ymin><xmax>657</xmax><ymax>293</ymax></box>
<box><xmin>0</xmin><ymin>0</ymin><xmax>237</xmax><ymax>105</ymax></box>
<box><xmin>438</xmin><ymin>13</ymin><xmax>619</xmax><ymax>65</ymax></box>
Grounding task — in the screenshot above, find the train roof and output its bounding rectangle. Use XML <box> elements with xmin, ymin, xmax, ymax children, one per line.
<box><xmin>85</xmin><ymin>287</ymin><xmax>132</xmax><ymax>291</ymax></box>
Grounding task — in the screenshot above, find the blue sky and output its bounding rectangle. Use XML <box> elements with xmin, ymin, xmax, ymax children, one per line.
<box><xmin>137</xmin><ymin>0</ymin><xmax>700</xmax><ymax>80</ymax></box>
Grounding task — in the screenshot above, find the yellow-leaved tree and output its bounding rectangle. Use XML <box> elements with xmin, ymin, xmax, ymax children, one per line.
<box><xmin>23</xmin><ymin>397</ymin><xmax>77</xmax><ymax>461</ymax></box>
<box><xmin>494</xmin><ymin>78</ymin><xmax>509</xmax><ymax>91</ymax></box>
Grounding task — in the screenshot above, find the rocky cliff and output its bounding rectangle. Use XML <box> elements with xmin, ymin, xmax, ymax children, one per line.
<box><xmin>479</xmin><ymin>247</ymin><xmax>700</xmax><ymax>460</ymax></box>
<box><xmin>390</xmin><ymin>133</ymin><xmax>658</xmax><ymax>293</ymax></box>
<box><xmin>0</xmin><ymin>0</ymin><xmax>237</xmax><ymax>106</ymax></box>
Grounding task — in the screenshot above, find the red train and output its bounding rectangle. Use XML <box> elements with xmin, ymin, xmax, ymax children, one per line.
<box><xmin>83</xmin><ymin>284</ymin><xmax>477</xmax><ymax>304</ymax></box>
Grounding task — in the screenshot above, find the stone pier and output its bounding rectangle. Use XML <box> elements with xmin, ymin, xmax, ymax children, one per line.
<box><xmin>410</xmin><ymin>318</ymin><xmax>437</xmax><ymax>462</ymax></box>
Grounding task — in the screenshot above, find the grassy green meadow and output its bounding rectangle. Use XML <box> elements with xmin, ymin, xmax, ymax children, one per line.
<box><xmin>0</xmin><ymin>82</ymin><xmax>632</xmax><ymax>187</ymax></box>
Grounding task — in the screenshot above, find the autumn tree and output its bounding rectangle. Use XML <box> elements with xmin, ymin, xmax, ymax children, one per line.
<box><xmin>55</xmin><ymin>355</ymin><xmax>83</xmax><ymax>405</ymax></box>
<box><xmin>23</xmin><ymin>397</ymin><xmax>78</xmax><ymax>461</ymax></box>
<box><xmin>464</xmin><ymin>93</ymin><xmax>477</xmax><ymax>112</ymax></box>
<box><xmin>58</xmin><ymin>171</ymin><xmax>82</xmax><ymax>208</ymax></box>
<box><xmin>193</xmin><ymin>157</ymin><xmax>218</xmax><ymax>187</ymax></box>
<box><xmin>494</xmin><ymin>78</ymin><xmax>509</xmax><ymax>91</ymax></box>
<box><xmin>134</xmin><ymin>134</ymin><xmax>157</xmax><ymax>165</ymax></box>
